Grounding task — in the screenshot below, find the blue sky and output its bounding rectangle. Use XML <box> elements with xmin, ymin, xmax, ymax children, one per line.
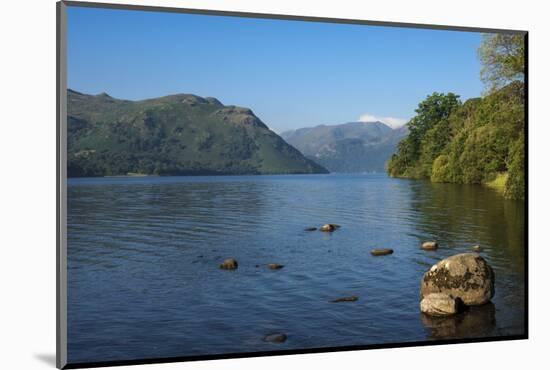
<box><xmin>67</xmin><ymin>6</ymin><xmax>484</xmax><ymax>133</ymax></box>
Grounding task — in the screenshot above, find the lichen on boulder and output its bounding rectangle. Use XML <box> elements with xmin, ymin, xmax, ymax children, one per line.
<box><xmin>420</xmin><ymin>253</ymin><xmax>494</xmax><ymax>306</ymax></box>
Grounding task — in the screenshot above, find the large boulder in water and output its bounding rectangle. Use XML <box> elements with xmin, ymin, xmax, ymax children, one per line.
<box><xmin>420</xmin><ymin>253</ymin><xmax>495</xmax><ymax>306</ymax></box>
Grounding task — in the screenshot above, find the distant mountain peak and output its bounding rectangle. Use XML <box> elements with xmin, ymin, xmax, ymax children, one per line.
<box><xmin>358</xmin><ymin>114</ymin><xmax>408</xmax><ymax>129</ymax></box>
<box><xmin>67</xmin><ymin>88</ymin><xmax>84</xmax><ymax>96</ymax></box>
<box><xmin>281</xmin><ymin>120</ymin><xmax>408</xmax><ymax>173</ymax></box>
<box><xmin>96</xmin><ymin>92</ymin><xmax>112</xmax><ymax>98</ymax></box>
<box><xmin>205</xmin><ymin>97</ymin><xmax>222</xmax><ymax>106</ymax></box>
<box><xmin>211</xmin><ymin>106</ymin><xmax>268</xmax><ymax>129</ymax></box>
<box><xmin>361</xmin><ymin>120</ymin><xmax>389</xmax><ymax>127</ymax></box>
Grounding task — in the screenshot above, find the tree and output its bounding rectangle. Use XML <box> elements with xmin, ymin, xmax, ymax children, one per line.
<box><xmin>478</xmin><ymin>33</ymin><xmax>525</xmax><ymax>92</ymax></box>
<box><xmin>431</xmin><ymin>154</ymin><xmax>450</xmax><ymax>182</ymax></box>
<box><xmin>387</xmin><ymin>92</ymin><xmax>460</xmax><ymax>178</ymax></box>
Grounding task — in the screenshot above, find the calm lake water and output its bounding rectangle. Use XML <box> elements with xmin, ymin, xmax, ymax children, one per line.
<box><xmin>67</xmin><ymin>174</ymin><xmax>525</xmax><ymax>364</ymax></box>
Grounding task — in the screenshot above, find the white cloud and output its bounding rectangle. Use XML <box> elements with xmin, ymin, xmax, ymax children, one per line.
<box><xmin>358</xmin><ymin>113</ymin><xmax>408</xmax><ymax>129</ymax></box>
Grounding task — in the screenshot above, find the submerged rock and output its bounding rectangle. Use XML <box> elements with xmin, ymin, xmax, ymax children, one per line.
<box><xmin>264</xmin><ymin>333</ymin><xmax>287</xmax><ymax>343</ymax></box>
<box><xmin>219</xmin><ymin>258</ymin><xmax>238</xmax><ymax>270</ymax></box>
<box><xmin>268</xmin><ymin>263</ymin><xmax>284</xmax><ymax>270</ymax></box>
<box><xmin>422</xmin><ymin>241</ymin><xmax>439</xmax><ymax>251</ymax></box>
<box><xmin>420</xmin><ymin>293</ymin><xmax>460</xmax><ymax>316</ymax></box>
<box><xmin>330</xmin><ymin>296</ymin><xmax>358</xmax><ymax>303</ymax></box>
<box><xmin>319</xmin><ymin>224</ymin><xmax>341</xmax><ymax>232</ymax></box>
<box><xmin>304</xmin><ymin>227</ymin><xmax>317</xmax><ymax>231</ymax></box>
<box><xmin>370</xmin><ymin>248</ymin><xmax>394</xmax><ymax>256</ymax></box>
<box><xmin>420</xmin><ymin>253</ymin><xmax>495</xmax><ymax>306</ymax></box>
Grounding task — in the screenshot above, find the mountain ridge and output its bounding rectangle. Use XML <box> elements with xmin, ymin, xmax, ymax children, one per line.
<box><xmin>281</xmin><ymin>121</ymin><xmax>408</xmax><ymax>173</ymax></box>
<box><xmin>66</xmin><ymin>89</ymin><xmax>328</xmax><ymax>177</ymax></box>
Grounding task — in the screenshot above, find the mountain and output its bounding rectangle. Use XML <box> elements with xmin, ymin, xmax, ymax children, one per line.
<box><xmin>280</xmin><ymin>121</ymin><xmax>408</xmax><ymax>173</ymax></box>
<box><xmin>66</xmin><ymin>89</ymin><xmax>328</xmax><ymax>177</ymax></box>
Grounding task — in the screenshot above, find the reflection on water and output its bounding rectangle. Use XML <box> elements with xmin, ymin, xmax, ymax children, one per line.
<box><xmin>421</xmin><ymin>303</ymin><xmax>497</xmax><ymax>339</ymax></box>
<box><xmin>67</xmin><ymin>174</ymin><xmax>525</xmax><ymax>364</ymax></box>
<box><xmin>409</xmin><ymin>181</ymin><xmax>525</xmax><ymax>274</ymax></box>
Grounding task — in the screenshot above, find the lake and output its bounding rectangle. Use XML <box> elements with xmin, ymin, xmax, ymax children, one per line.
<box><xmin>67</xmin><ymin>173</ymin><xmax>525</xmax><ymax>364</ymax></box>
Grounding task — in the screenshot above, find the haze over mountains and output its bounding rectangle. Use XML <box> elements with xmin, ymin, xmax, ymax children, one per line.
<box><xmin>281</xmin><ymin>122</ymin><xmax>408</xmax><ymax>173</ymax></box>
<box><xmin>67</xmin><ymin>89</ymin><xmax>328</xmax><ymax>177</ymax></box>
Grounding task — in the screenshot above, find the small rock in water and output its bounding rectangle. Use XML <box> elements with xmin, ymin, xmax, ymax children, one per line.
<box><xmin>330</xmin><ymin>295</ymin><xmax>358</xmax><ymax>303</ymax></box>
<box><xmin>422</xmin><ymin>241</ymin><xmax>439</xmax><ymax>251</ymax></box>
<box><xmin>471</xmin><ymin>245</ymin><xmax>482</xmax><ymax>252</ymax></box>
<box><xmin>420</xmin><ymin>293</ymin><xmax>459</xmax><ymax>316</ymax></box>
<box><xmin>319</xmin><ymin>224</ymin><xmax>341</xmax><ymax>232</ymax></box>
<box><xmin>304</xmin><ymin>227</ymin><xmax>317</xmax><ymax>231</ymax></box>
<box><xmin>219</xmin><ymin>258</ymin><xmax>238</xmax><ymax>270</ymax></box>
<box><xmin>264</xmin><ymin>333</ymin><xmax>287</xmax><ymax>343</ymax></box>
<box><xmin>268</xmin><ymin>263</ymin><xmax>284</xmax><ymax>270</ymax></box>
<box><xmin>370</xmin><ymin>248</ymin><xmax>394</xmax><ymax>256</ymax></box>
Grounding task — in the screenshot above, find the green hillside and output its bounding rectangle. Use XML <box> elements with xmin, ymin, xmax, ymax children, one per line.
<box><xmin>67</xmin><ymin>89</ymin><xmax>328</xmax><ymax>177</ymax></box>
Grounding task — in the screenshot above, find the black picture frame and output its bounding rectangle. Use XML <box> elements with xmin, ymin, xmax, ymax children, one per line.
<box><xmin>56</xmin><ymin>1</ymin><xmax>529</xmax><ymax>368</ymax></box>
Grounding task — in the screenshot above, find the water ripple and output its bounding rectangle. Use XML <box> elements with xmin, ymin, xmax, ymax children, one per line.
<box><xmin>67</xmin><ymin>174</ymin><xmax>525</xmax><ymax>363</ymax></box>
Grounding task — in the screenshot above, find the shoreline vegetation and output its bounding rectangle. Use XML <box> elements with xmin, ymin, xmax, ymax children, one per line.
<box><xmin>104</xmin><ymin>172</ymin><xmax>159</xmax><ymax>178</ymax></box>
<box><xmin>483</xmin><ymin>172</ymin><xmax>508</xmax><ymax>194</ymax></box>
<box><xmin>386</xmin><ymin>34</ymin><xmax>525</xmax><ymax>200</ymax></box>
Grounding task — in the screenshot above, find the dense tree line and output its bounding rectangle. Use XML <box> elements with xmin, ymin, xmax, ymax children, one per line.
<box><xmin>387</xmin><ymin>34</ymin><xmax>525</xmax><ymax>200</ymax></box>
